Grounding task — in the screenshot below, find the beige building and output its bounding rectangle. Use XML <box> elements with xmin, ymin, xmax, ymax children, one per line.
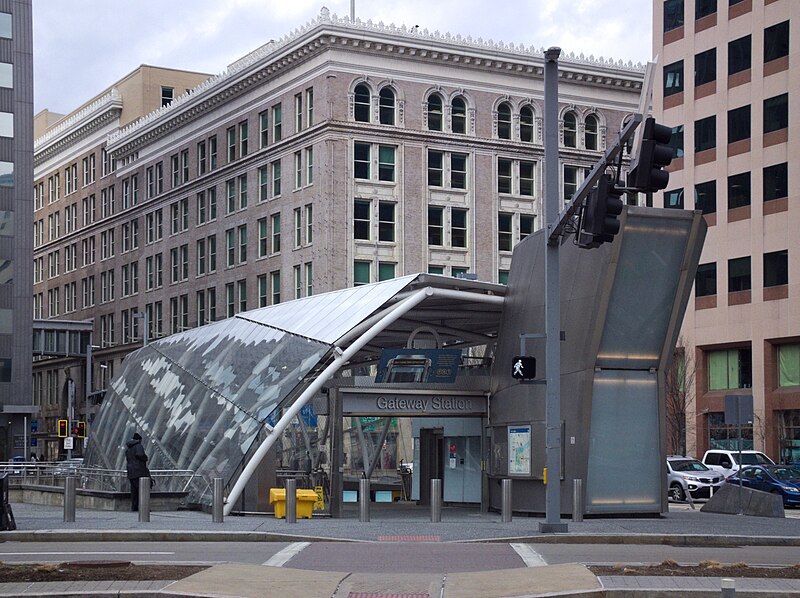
<box><xmin>653</xmin><ymin>0</ymin><xmax>798</xmax><ymax>460</ymax></box>
<box><xmin>32</xmin><ymin>9</ymin><xmax>643</xmax><ymax>459</ymax></box>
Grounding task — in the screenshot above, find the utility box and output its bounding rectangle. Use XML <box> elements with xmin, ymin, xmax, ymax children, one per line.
<box><xmin>269</xmin><ymin>487</ymin><xmax>317</xmax><ymax>519</ymax></box>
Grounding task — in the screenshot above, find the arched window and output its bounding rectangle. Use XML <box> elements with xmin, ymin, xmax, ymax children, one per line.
<box><xmin>452</xmin><ymin>96</ymin><xmax>467</xmax><ymax>134</ymax></box>
<box><xmin>585</xmin><ymin>114</ymin><xmax>599</xmax><ymax>150</ymax></box>
<box><xmin>563</xmin><ymin>111</ymin><xmax>577</xmax><ymax>147</ymax></box>
<box><xmin>497</xmin><ymin>103</ymin><xmax>512</xmax><ymax>139</ymax></box>
<box><xmin>379</xmin><ymin>87</ymin><xmax>396</xmax><ymax>125</ymax></box>
<box><xmin>354</xmin><ymin>84</ymin><xmax>371</xmax><ymax>122</ymax></box>
<box><xmin>428</xmin><ymin>94</ymin><xmax>443</xmax><ymax>131</ymax></box>
<box><xmin>520</xmin><ymin>106</ymin><xmax>535</xmax><ymax>142</ymax></box>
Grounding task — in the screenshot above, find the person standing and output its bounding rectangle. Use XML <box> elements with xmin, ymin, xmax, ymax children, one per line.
<box><xmin>125</xmin><ymin>432</ymin><xmax>149</xmax><ymax>511</ymax></box>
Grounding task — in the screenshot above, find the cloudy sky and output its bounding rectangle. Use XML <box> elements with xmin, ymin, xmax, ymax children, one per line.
<box><xmin>32</xmin><ymin>0</ymin><xmax>653</xmax><ymax>116</ymax></box>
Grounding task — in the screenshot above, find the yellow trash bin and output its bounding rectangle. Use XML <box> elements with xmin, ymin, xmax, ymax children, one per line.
<box><xmin>269</xmin><ymin>488</ymin><xmax>318</xmax><ymax>519</ymax></box>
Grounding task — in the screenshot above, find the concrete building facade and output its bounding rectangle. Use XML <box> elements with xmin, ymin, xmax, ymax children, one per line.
<box><xmin>653</xmin><ymin>0</ymin><xmax>799</xmax><ymax>461</ymax></box>
<box><xmin>0</xmin><ymin>0</ymin><xmax>33</xmax><ymax>461</ymax></box>
<box><xmin>32</xmin><ymin>9</ymin><xmax>643</xmax><ymax>460</ymax></box>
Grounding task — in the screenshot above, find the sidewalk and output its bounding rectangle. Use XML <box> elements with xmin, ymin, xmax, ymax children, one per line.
<box><xmin>4</xmin><ymin>501</ymin><xmax>800</xmax><ymax>597</ymax></box>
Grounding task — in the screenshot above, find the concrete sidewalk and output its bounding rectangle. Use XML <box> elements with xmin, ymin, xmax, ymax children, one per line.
<box><xmin>4</xmin><ymin>501</ymin><xmax>800</xmax><ymax>597</ymax></box>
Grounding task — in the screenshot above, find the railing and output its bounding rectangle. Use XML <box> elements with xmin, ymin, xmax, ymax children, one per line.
<box><xmin>1</xmin><ymin>462</ymin><xmax>195</xmax><ymax>494</ymax></box>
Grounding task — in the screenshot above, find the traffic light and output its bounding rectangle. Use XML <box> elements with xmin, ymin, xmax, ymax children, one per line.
<box><xmin>71</xmin><ymin>420</ymin><xmax>80</xmax><ymax>436</ymax></box>
<box><xmin>72</xmin><ymin>420</ymin><xmax>86</xmax><ymax>438</ymax></box>
<box><xmin>580</xmin><ymin>173</ymin><xmax>624</xmax><ymax>248</ymax></box>
<box><xmin>631</xmin><ymin>116</ymin><xmax>673</xmax><ymax>193</ymax></box>
<box><xmin>57</xmin><ymin>419</ymin><xmax>68</xmax><ymax>438</ymax></box>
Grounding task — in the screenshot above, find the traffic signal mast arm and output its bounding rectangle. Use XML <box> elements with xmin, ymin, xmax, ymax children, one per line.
<box><xmin>547</xmin><ymin>113</ymin><xmax>642</xmax><ymax>246</ymax></box>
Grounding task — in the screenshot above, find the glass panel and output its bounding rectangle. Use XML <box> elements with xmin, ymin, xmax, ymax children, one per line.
<box><xmin>0</xmin><ymin>63</ymin><xmax>11</xmax><ymax>89</ymax></box>
<box><xmin>0</xmin><ymin>13</ymin><xmax>11</xmax><ymax>39</ymax></box>
<box><xmin>586</xmin><ymin>370</ymin><xmax>660</xmax><ymax>513</ymax></box>
<box><xmin>0</xmin><ymin>161</ymin><xmax>13</xmax><ymax>187</ymax></box>
<box><xmin>0</xmin><ymin>308</ymin><xmax>10</xmax><ymax>333</ymax></box>
<box><xmin>780</xmin><ymin>345</ymin><xmax>800</xmax><ymax>387</ymax></box>
<box><xmin>0</xmin><ymin>112</ymin><xmax>12</xmax><ymax>138</ymax></box>
<box><xmin>0</xmin><ymin>210</ymin><xmax>12</xmax><ymax>236</ymax></box>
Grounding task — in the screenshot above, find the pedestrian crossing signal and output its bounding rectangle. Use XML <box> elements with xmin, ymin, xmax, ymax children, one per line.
<box><xmin>57</xmin><ymin>419</ymin><xmax>68</xmax><ymax>438</ymax></box>
<box><xmin>512</xmin><ymin>356</ymin><xmax>537</xmax><ymax>380</ymax></box>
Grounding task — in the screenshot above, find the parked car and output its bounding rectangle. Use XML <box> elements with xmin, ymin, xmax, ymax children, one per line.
<box><xmin>667</xmin><ymin>456</ymin><xmax>724</xmax><ymax>501</ymax></box>
<box><xmin>725</xmin><ymin>465</ymin><xmax>800</xmax><ymax>507</ymax></box>
<box><xmin>52</xmin><ymin>457</ymin><xmax>84</xmax><ymax>476</ymax></box>
<box><xmin>702</xmin><ymin>449</ymin><xmax>774</xmax><ymax>478</ymax></box>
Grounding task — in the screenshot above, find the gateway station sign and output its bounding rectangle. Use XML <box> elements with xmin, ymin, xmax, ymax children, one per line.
<box><xmin>341</xmin><ymin>390</ymin><xmax>487</xmax><ymax>416</ymax></box>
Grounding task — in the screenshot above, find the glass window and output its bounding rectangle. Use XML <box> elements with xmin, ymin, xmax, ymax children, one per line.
<box><xmin>378</xmin><ymin>146</ymin><xmax>395</xmax><ymax>182</ymax></box>
<box><xmin>272</xmin><ymin>104</ymin><xmax>282</xmax><ymax>143</ymax></box>
<box><xmin>779</xmin><ymin>345</ymin><xmax>800</xmax><ymax>387</ymax></box>
<box><xmin>764</xmin><ymin>94</ymin><xmax>788</xmax><ymax>133</ymax></box>
<box><xmin>378</xmin><ymin>262</ymin><xmax>395</xmax><ymax>281</ymax></box>
<box><xmin>695</xmin><ymin>116</ymin><xmax>716</xmax><ymax>152</ymax></box>
<box><xmin>764</xmin><ymin>250</ymin><xmax>788</xmax><ymax>287</ymax></box>
<box><xmin>520</xmin><ymin>161</ymin><xmax>534</xmax><ymax>196</ymax></box>
<box><xmin>764</xmin><ymin>21</ymin><xmax>790</xmax><ymax>63</ymax></box>
<box><xmin>763</xmin><ymin>162</ymin><xmax>788</xmax><ymax>202</ymax></box>
<box><xmin>451</xmin><ymin>208</ymin><xmax>467</xmax><ymax>248</ymax></box>
<box><xmin>354</xmin><ymin>261</ymin><xmax>370</xmax><ymax>285</ymax></box>
<box><xmin>664</xmin><ymin>60</ymin><xmax>684</xmax><ymax>96</ymax></box>
<box><xmin>378</xmin><ymin>202</ymin><xmax>395</xmax><ymax>242</ymax></box>
<box><xmin>497</xmin><ymin>103</ymin><xmax>512</xmax><ymax>140</ymax></box>
<box><xmin>497</xmin><ymin>159</ymin><xmax>512</xmax><ymax>194</ymax></box>
<box><xmin>354</xmin><ymin>84</ymin><xmax>370</xmax><ymax>122</ymax></box>
<box><xmin>669</xmin><ymin>125</ymin><xmax>684</xmax><ymax>158</ymax></box>
<box><xmin>0</xmin><ymin>63</ymin><xmax>12</xmax><ymax>89</ymax></box>
<box><xmin>0</xmin><ymin>112</ymin><xmax>12</xmax><ymax>138</ymax></box>
<box><xmin>452</xmin><ymin>96</ymin><xmax>467</xmax><ymax>134</ymax></box>
<box><xmin>728</xmin><ymin>35</ymin><xmax>751</xmax><ymax>75</ymax></box>
<box><xmin>727</xmin><ymin>172</ymin><xmax>750</xmax><ymax>209</ymax></box>
<box><xmin>695</xmin><ymin>0</ymin><xmax>716</xmax><ymax>19</ymax></box>
<box><xmin>694</xmin><ymin>48</ymin><xmax>716</xmax><ymax>86</ymax></box>
<box><xmin>428</xmin><ymin>206</ymin><xmax>443</xmax><ymax>246</ymax></box>
<box><xmin>451</xmin><ymin>153</ymin><xmax>467</xmax><ymax>190</ymax></box>
<box><xmin>498</xmin><ymin>212</ymin><xmax>512</xmax><ymax>251</ymax></box>
<box><xmin>428</xmin><ymin>150</ymin><xmax>443</xmax><ymax>187</ymax></box>
<box><xmin>695</xmin><ymin>262</ymin><xmax>717</xmax><ymax>297</ymax></box>
<box><xmin>428</xmin><ymin>94</ymin><xmax>443</xmax><ymax>131</ymax></box>
<box><xmin>585</xmin><ymin>114</ymin><xmax>599</xmax><ymax>150</ymax></box>
<box><xmin>708</xmin><ymin>347</ymin><xmax>752</xmax><ymax>390</ymax></box>
<box><xmin>0</xmin><ymin>160</ymin><xmax>13</xmax><ymax>187</ymax></box>
<box><xmin>563</xmin><ymin>111</ymin><xmax>577</xmax><ymax>147</ymax></box>
<box><xmin>727</xmin><ymin>105</ymin><xmax>750</xmax><ymax>143</ymax></box>
<box><xmin>520</xmin><ymin>106</ymin><xmax>535</xmax><ymax>142</ymax></box>
<box><xmin>379</xmin><ymin>87</ymin><xmax>395</xmax><ymax>125</ymax></box>
<box><xmin>694</xmin><ymin>180</ymin><xmax>716</xmax><ymax>214</ymax></box>
<box><xmin>0</xmin><ymin>13</ymin><xmax>11</xmax><ymax>39</ymax></box>
<box><xmin>664</xmin><ymin>188</ymin><xmax>684</xmax><ymax>209</ymax></box>
<box><xmin>354</xmin><ymin>142</ymin><xmax>370</xmax><ymax>179</ymax></box>
<box><xmin>709</xmin><ymin>411</ymin><xmax>753</xmax><ymax>450</ymax></box>
<box><xmin>728</xmin><ymin>256</ymin><xmax>751</xmax><ymax>292</ymax></box>
<box><xmin>354</xmin><ymin>199</ymin><xmax>370</xmax><ymax>240</ymax></box>
<box><xmin>664</xmin><ymin>0</ymin><xmax>684</xmax><ymax>32</ymax></box>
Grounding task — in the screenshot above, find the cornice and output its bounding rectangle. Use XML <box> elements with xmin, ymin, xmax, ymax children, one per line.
<box><xmin>106</xmin><ymin>7</ymin><xmax>645</xmax><ymax>159</ymax></box>
<box><xmin>33</xmin><ymin>90</ymin><xmax>123</xmax><ymax>168</ymax></box>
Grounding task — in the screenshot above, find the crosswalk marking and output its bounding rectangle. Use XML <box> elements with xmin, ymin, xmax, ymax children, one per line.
<box><xmin>262</xmin><ymin>542</ymin><xmax>310</xmax><ymax>567</ymax></box>
<box><xmin>510</xmin><ymin>543</ymin><xmax>547</xmax><ymax>567</ymax></box>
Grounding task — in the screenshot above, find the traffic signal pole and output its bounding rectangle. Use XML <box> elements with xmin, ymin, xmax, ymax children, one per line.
<box><xmin>541</xmin><ymin>47</ymin><xmax>567</xmax><ymax>533</ymax></box>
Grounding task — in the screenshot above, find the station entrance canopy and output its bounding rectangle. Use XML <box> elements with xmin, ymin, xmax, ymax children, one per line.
<box><xmin>84</xmin><ymin>274</ymin><xmax>505</xmax><ymax>507</ymax></box>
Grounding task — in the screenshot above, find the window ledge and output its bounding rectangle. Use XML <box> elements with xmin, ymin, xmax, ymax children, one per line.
<box><xmin>764</xmin><ymin>197</ymin><xmax>788</xmax><ymax>215</ymax></box>
<box><xmin>764</xmin><ymin>285</ymin><xmax>788</xmax><ymax>301</ymax></box>
<box><xmin>695</xmin><ymin>12</ymin><xmax>717</xmax><ymax>33</ymax></box>
<box><xmin>695</xmin><ymin>294</ymin><xmax>717</xmax><ymax>310</ymax></box>
<box><xmin>729</xmin><ymin>0</ymin><xmax>752</xmax><ymax>18</ymax></box>
<box><xmin>728</xmin><ymin>290</ymin><xmax>751</xmax><ymax>306</ymax></box>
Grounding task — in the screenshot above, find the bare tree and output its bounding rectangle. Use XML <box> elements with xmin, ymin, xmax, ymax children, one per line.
<box><xmin>665</xmin><ymin>339</ymin><xmax>696</xmax><ymax>456</ymax></box>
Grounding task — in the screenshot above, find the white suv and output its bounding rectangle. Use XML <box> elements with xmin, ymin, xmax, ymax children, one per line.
<box><xmin>702</xmin><ymin>449</ymin><xmax>774</xmax><ymax>479</ymax></box>
<box><xmin>667</xmin><ymin>456</ymin><xmax>724</xmax><ymax>502</ymax></box>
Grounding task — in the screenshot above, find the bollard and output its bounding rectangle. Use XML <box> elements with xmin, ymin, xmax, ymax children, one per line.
<box><xmin>139</xmin><ymin>477</ymin><xmax>151</xmax><ymax>523</ymax></box>
<box><xmin>285</xmin><ymin>478</ymin><xmax>297</xmax><ymax>524</ymax></box>
<box><xmin>501</xmin><ymin>478</ymin><xmax>512</xmax><ymax>522</ymax></box>
<box><xmin>359</xmin><ymin>478</ymin><xmax>370</xmax><ymax>522</ymax></box>
<box><xmin>721</xmin><ymin>577</ymin><xmax>735</xmax><ymax>597</ymax></box>
<box><xmin>63</xmin><ymin>476</ymin><xmax>76</xmax><ymax>523</ymax></box>
<box><xmin>430</xmin><ymin>478</ymin><xmax>442</xmax><ymax>523</ymax></box>
<box><xmin>572</xmin><ymin>478</ymin><xmax>584</xmax><ymax>522</ymax></box>
<box><xmin>212</xmin><ymin>477</ymin><xmax>224</xmax><ymax>523</ymax></box>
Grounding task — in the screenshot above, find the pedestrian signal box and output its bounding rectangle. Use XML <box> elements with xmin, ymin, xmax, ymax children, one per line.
<box><xmin>511</xmin><ymin>356</ymin><xmax>537</xmax><ymax>380</ymax></box>
<box><xmin>57</xmin><ymin>419</ymin><xmax>68</xmax><ymax>438</ymax></box>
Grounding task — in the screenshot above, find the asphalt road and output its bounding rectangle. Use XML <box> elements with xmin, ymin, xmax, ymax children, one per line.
<box><xmin>2</xmin><ymin>540</ymin><xmax>800</xmax><ymax>571</ymax></box>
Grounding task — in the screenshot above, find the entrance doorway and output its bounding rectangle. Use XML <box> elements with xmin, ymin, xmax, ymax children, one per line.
<box><xmin>418</xmin><ymin>427</ymin><xmax>444</xmax><ymax>505</ymax></box>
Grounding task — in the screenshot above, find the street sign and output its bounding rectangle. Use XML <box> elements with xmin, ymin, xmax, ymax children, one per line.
<box><xmin>63</xmin><ymin>437</ymin><xmax>74</xmax><ymax>450</ymax></box>
<box><xmin>512</xmin><ymin>356</ymin><xmax>537</xmax><ymax>380</ymax></box>
<box><xmin>724</xmin><ymin>395</ymin><xmax>753</xmax><ymax>425</ymax></box>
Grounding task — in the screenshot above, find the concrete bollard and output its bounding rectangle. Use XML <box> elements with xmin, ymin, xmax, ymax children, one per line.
<box><xmin>359</xmin><ymin>478</ymin><xmax>370</xmax><ymax>522</ymax></box>
<box><xmin>501</xmin><ymin>478</ymin><xmax>512</xmax><ymax>523</ymax></box>
<box><xmin>139</xmin><ymin>477</ymin><xmax>151</xmax><ymax>523</ymax></box>
<box><xmin>63</xmin><ymin>476</ymin><xmax>76</xmax><ymax>523</ymax></box>
<box><xmin>285</xmin><ymin>478</ymin><xmax>297</xmax><ymax>524</ymax></box>
<box><xmin>431</xmin><ymin>478</ymin><xmax>442</xmax><ymax>523</ymax></box>
<box><xmin>721</xmin><ymin>577</ymin><xmax>735</xmax><ymax>597</ymax></box>
<box><xmin>212</xmin><ymin>477</ymin><xmax>224</xmax><ymax>523</ymax></box>
<box><xmin>572</xmin><ymin>478</ymin><xmax>584</xmax><ymax>522</ymax></box>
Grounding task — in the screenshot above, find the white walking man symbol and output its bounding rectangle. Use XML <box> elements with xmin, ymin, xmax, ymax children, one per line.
<box><xmin>513</xmin><ymin>359</ymin><xmax>525</xmax><ymax>377</ymax></box>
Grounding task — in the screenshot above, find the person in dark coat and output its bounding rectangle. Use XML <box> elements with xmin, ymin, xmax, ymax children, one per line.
<box><xmin>125</xmin><ymin>432</ymin><xmax>149</xmax><ymax>511</ymax></box>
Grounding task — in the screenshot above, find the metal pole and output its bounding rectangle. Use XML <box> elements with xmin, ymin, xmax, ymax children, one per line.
<box><xmin>63</xmin><ymin>475</ymin><xmax>76</xmax><ymax>522</ymax></box>
<box><xmin>85</xmin><ymin>343</ymin><xmax>92</xmax><ymax>447</ymax></box>
<box><xmin>359</xmin><ymin>477</ymin><xmax>370</xmax><ymax>522</ymax></box>
<box><xmin>430</xmin><ymin>478</ymin><xmax>442</xmax><ymax>522</ymax></box>
<box><xmin>721</xmin><ymin>577</ymin><xmax>736</xmax><ymax>598</ymax></box>
<box><xmin>139</xmin><ymin>477</ymin><xmax>150</xmax><ymax>523</ymax></box>
<box><xmin>738</xmin><ymin>414</ymin><xmax>743</xmax><ymax>515</ymax></box>
<box><xmin>572</xmin><ymin>479</ymin><xmax>584</xmax><ymax>522</ymax></box>
<box><xmin>501</xmin><ymin>478</ymin><xmax>512</xmax><ymax>523</ymax></box>
<box><xmin>541</xmin><ymin>46</ymin><xmax>567</xmax><ymax>534</ymax></box>
<box><xmin>285</xmin><ymin>478</ymin><xmax>297</xmax><ymax>523</ymax></box>
<box><xmin>212</xmin><ymin>477</ymin><xmax>224</xmax><ymax>523</ymax></box>
<box><xmin>66</xmin><ymin>377</ymin><xmax>75</xmax><ymax>460</ymax></box>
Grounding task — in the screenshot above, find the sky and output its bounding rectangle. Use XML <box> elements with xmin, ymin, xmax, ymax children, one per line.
<box><xmin>32</xmin><ymin>0</ymin><xmax>653</xmax><ymax>116</ymax></box>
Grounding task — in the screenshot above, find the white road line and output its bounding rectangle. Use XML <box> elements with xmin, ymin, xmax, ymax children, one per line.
<box><xmin>262</xmin><ymin>542</ymin><xmax>310</xmax><ymax>567</ymax></box>
<box><xmin>0</xmin><ymin>551</ymin><xmax>174</xmax><ymax>556</ymax></box>
<box><xmin>510</xmin><ymin>543</ymin><xmax>547</xmax><ymax>567</ymax></box>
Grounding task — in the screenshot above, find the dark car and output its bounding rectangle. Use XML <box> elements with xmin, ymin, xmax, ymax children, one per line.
<box><xmin>726</xmin><ymin>465</ymin><xmax>800</xmax><ymax>507</ymax></box>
